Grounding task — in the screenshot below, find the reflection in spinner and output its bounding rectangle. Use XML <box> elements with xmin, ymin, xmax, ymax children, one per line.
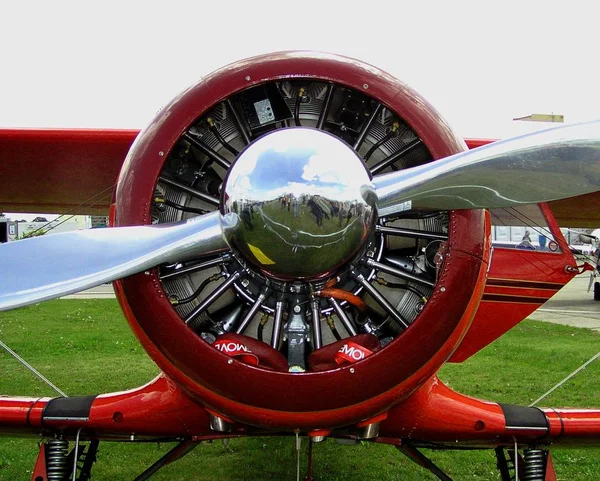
<box><xmin>221</xmin><ymin>128</ymin><xmax>377</xmax><ymax>280</ymax></box>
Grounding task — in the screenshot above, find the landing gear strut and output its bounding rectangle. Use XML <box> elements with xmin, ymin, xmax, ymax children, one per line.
<box><xmin>397</xmin><ymin>445</ymin><xmax>454</xmax><ymax>481</ymax></box>
<box><xmin>495</xmin><ymin>446</ymin><xmax>557</xmax><ymax>481</ymax></box>
<box><xmin>30</xmin><ymin>437</ymin><xmax>99</xmax><ymax>481</ymax></box>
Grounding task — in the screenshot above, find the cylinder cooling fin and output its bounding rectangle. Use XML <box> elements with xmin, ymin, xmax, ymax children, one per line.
<box><xmin>114</xmin><ymin>52</ymin><xmax>488</xmax><ymax>428</ymax></box>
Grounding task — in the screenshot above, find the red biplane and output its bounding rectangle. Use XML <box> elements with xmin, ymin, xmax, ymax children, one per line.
<box><xmin>1</xmin><ymin>51</ymin><xmax>600</xmax><ymax>480</ymax></box>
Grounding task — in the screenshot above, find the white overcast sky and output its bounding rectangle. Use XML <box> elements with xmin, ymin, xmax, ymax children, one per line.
<box><xmin>2</xmin><ymin>0</ymin><xmax>600</xmax><ymax>219</ymax></box>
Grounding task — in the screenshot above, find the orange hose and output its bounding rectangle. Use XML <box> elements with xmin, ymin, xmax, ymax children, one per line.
<box><xmin>315</xmin><ymin>288</ymin><xmax>367</xmax><ymax>312</ymax></box>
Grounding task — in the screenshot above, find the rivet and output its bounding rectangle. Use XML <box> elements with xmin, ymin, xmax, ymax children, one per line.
<box><xmin>293</xmin><ymin>305</ymin><xmax>302</xmax><ymax>313</ymax></box>
<box><xmin>440</xmin><ymin>286</ymin><xmax>446</xmax><ymax>292</ymax></box>
<box><xmin>227</xmin><ymin>359</ymin><xmax>234</xmax><ymax>365</ymax></box>
<box><xmin>158</xmin><ymin>151</ymin><xmax>164</xmax><ymax>157</ymax></box>
<box><xmin>144</xmin><ymin>271</ymin><xmax>150</xmax><ymax>276</ymax></box>
<box><xmin>362</xmin><ymin>83</ymin><xmax>369</xmax><ymax>89</ymax></box>
<box><xmin>349</xmin><ymin>367</ymin><xmax>355</xmax><ymax>373</ymax></box>
<box><xmin>245</xmin><ymin>75</ymin><xmax>251</xmax><ymax>81</ymax></box>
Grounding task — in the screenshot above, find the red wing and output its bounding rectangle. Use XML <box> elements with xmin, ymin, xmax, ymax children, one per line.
<box><xmin>547</xmin><ymin>192</ymin><xmax>600</xmax><ymax>227</ymax></box>
<box><xmin>5</xmin><ymin>132</ymin><xmax>597</xmax><ymax>223</ymax></box>
<box><xmin>0</xmin><ymin>129</ymin><xmax>138</xmax><ymax>215</ymax></box>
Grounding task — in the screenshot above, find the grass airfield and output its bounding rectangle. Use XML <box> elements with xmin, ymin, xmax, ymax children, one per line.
<box><xmin>0</xmin><ymin>299</ymin><xmax>599</xmax><ymax>480</ymax></box>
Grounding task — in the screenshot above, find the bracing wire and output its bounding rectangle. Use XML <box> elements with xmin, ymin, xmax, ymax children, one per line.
<box><xmin>25</xmin><ymin>183</ymin><xmax>115</xmax><ymax>237</ymax></box>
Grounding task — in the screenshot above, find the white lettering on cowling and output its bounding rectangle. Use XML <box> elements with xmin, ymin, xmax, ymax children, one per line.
<box><xmin>214</xmin><ymin>342</ymin><xmax>252</xmax><ymax>354</ymax></box>
<box><xmin>338</xmin><ymin>344</ymin><xmax>367</xmax><ymax>361</ymax></box>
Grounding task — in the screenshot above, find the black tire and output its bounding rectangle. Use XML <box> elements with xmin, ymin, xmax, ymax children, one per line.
<box><xmin>594</xmin><ymin>282</ymin><xmax>600</xmax><ymax>301</ymax></box>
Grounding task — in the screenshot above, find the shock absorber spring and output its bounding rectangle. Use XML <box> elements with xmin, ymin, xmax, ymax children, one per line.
<box><xmin>46</xmin><ymin>437</ymin><xmax>69</xmax><ymax>481</ymax></box>
<box><xmin>523</xmin><ymin>447</ymin><xmax>546</xmax><ymax>481</ymax></box>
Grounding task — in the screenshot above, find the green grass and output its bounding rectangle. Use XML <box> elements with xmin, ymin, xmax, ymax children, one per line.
<box><xmin>0</xmin><ymin>300</ymin><xmax>599</xmax><ymax>480</ymax></box>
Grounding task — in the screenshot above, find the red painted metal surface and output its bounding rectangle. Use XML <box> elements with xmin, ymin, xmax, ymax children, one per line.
<box><xmin>545</xmin><ymin>452</ymin><xmax>557</xmax><ymax>481</ymax></box>
<box><xmin>113</xmin><ymin>51</ymin><xmax>489</xmax><ymax>429</ymax></box>
<box><xmin>381</xmin><ymin>376</ymin><xmax>509</xmax><ymax>445</ymax></box>
<box><xmin>30</xmin><ymin>443</ymin><xmax>47</xmax><ymax>481</ymax></box>
<box><xmin>42</xmin><ymin>375</ymin><xmax>212</xmax><ymax>437</ymax></box>
<box><xmin>0</xmin><ymin>376</ymin><xmax>211</xmax><ymax>438</ymax></box>
<box><xmin>450</xmin><ymin>204</ymin><xmax>577</xmax><ymax>362</ymax></box>
<box><xmin>0</xmin><ymin>129</ymin><xmax>137</xmax><ymax>215</ymax></box>
<box><xmin>464</xmin><ymin>138</ymin><xmax>496</xmax><ymax>149</ymax></box>
<box><xmin>544</xmin><ymin>409</ymin><xmax>600</xmax><ymax>444</ymax></box>
<box><xmin>0</xmin><ymin>397</ymin><xmax>49</xmax><ymax>435</ymax></box>
<box><xmin>4</xmin><ymin>371</ymin><xmax>600</xmax><ymax>447</ymax></box>
<box><xmin>380</xmin><ymin>376</ymin><xmax>600</xmax><ymax>447</ymax></box>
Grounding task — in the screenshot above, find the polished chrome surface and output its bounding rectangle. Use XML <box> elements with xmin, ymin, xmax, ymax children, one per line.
<box><xmin>311</xmin><ymin>298</ymin><xmax>323</xmax><ymax>350</ymax></box>
<box><xmin>184</xmin><ymin>270</ymin><xmax>245</xmax><ymax>325</ymax></box>
<box><xmin>271</xmin><ymin>300</ymin><xmax>285</xmax><ymax>349</ymax></box>
<box><xmin>350</xmin><ymin>268</ymin><xmax>409</xmax><ymax>329</ymax></box>
<box><xmin>0</xmin><ymin>211</ymin><xmax>230</xmax><ymax>311</ymax></box>
<box><xmin>375</xmin><ymin>120</ymin><xmax>600</xmax><ymax>215</ymax></box>
<box><xmin>235</xmin><ymin>287</ymin><xmax>271</xmax><ymax>334</ymax></box>
<box><xmin>328</xmin><ymin>297</ymin><xmax>357</xmax><ymax>336</ymax></box>
<box><xmin>221</xmin><ymin>127</ymin><xmax>377</xmax><ymax>280</ymax></box>
<box><xmin>358</xmin><ymin>422</ymin><xmax>380</xmax><ymax>440</ymax></box>
<box><xmin>209</xmin><ymin>414</ymin><xmax>232</xmax><ymax>432</ymax></box>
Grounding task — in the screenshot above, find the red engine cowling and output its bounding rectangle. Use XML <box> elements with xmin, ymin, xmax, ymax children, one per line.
<box><xmin>113</xmin><ymin>51</ymin><xmax>489</xmax><ymax>429</ymax></box>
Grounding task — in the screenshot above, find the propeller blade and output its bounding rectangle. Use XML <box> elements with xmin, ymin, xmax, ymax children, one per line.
<box><xmin>374</xmin><ymin>120</ymin><xmax>600</xmax><ymax>216</ymax></box>
<box><xmin>0</xmin><ymin>211</ymin><xmax>231</xmax><ymax>311</ymax></box>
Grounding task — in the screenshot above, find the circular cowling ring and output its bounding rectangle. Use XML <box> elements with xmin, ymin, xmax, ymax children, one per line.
<box><xmin>114</xmin><ymin>51</ymin><xmax>488</xmax><ymax>429</ymax></box>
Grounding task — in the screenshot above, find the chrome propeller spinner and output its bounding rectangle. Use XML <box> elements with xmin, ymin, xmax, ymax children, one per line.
<box><xmin>220</xmin><ymin>128</ymin><xmax>377</xmax><ymax>280</ymax></box>
<box><xmin>1</xmin><ymin>121</ymin><xmax>600</xmax><ymax>311</ymax></box>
